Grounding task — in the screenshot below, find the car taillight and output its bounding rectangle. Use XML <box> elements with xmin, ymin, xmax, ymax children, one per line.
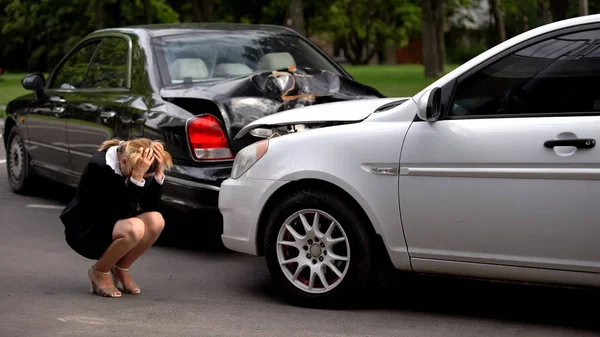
<box><xmin>186</xmin><ymin>115</ymin><xmax>234</xmax><ymax>161</ymax></box>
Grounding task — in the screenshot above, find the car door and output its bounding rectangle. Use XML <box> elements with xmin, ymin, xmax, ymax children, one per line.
<box><xmin>65</xmin><ymin>35</ymin><xmax>132</xmax><ymax>175</ymax></box>
<box><xmin>399</xmin><ymin>27</ymin><xmax>600</xmax><ymax>275</ymax></box>
<box><xmin>25</xmin><ymin>40</ymin><xmax>101</xmax><ymax>180</ymax></box>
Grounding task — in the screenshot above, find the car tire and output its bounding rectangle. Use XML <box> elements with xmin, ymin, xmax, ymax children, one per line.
<box><xmin>264</xmin><ymin>189</ymin><xmax>373</xmax><ymax>308</ymax></box>
<box><xmin>6</xmin><ymin>127</ymin><xmax>34</xmax><ymax>194</ymax></box>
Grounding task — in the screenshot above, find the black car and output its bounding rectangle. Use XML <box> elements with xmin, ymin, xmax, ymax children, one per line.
<box><xmin>2</xmin><ymin>23</ymin><xmax>383</xmax><ymax>243</ymax></box>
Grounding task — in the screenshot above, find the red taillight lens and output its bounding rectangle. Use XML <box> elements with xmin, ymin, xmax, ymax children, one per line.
<box><xmin>186</xmin><ymin>115</ymin><xmax>234</xmax><ymax>161</ymax></box>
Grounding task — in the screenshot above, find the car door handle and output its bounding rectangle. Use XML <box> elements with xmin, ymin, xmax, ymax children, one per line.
<box><xmin>544</xmin><ymin>138</ymin><xmax>596</xmax><ymax>149</ymax></box>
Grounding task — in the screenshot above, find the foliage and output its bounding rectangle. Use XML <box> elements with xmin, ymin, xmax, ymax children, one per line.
<box><xmin>446</xmin><ymin>0</ymin><xmax>481</xmax><ymax>28</ymax></box>
<box><xmin>2</xmin><ymin>0</ymin><xmax>91</xmax><ymax>71</ymax></box>
<box><xmin>447</xmin><ymin>42</ymin><xmax>487</xmax><ymax>64</ymax></box>
<box><xmin>1</xmin><ymin>0</ymin><xmax>598</xmax><ymax>72</ymax></box>
<box><xmin>0</xmin><ymin>0</ymin><xmax>178</xmax><ymax>72</ymax></box>
<box><xmin>309</xmin><ymin>0</ymin><xmax>421</xmax><ymax>64</ymax></box>
<box><xmin>501</xmin><ymin>0</ymin><xmax>540</xmax><ymax>37</ymax></box>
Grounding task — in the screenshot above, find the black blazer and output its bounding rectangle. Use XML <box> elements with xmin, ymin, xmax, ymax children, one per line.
<box><xmin>60</xmin><ymin>149</ymin><xmax>163</xmax><ymax>239</ymax></box>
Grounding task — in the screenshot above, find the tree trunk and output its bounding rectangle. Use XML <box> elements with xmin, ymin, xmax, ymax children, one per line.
<box><xmin>549</xmin><ymin>0</ymin><xmax>569</xmax><ymax>21</ymax></box>
<box><xmin>489</xmin><ymin>0</ymin><xmax>506</xmax><ymax>43</ymax></box>
<box><xmin>191</xmin><ymin>0</ymin><xmax>202</xmax><ymax>22</ymax></box>
<box><xmin>144</xmin><ymin>0</ymin><xmax>152</xmax><ymax>24</ymax></box>
<box><xmin>191</xmin><ymin>0</ymin><xmax>214</xmax><ymax>22</ymax></box>
<box><xmin>95</xmin><ymin>0</ymin><xmax>105</xmax><ymax>30</ymax></box>
<box><xmin>580</xmin><ymin>0</ymin><xmax>588</xmax><ymax>16</ymax></box>
<box><xmin>541</xmin><ymin>0</ymin><xmax>552</xmax><ymax>24</ymax></box>
<box><xmin>421</xmin><ymin>0</ymin><xmax>439</xmax><ymax>78</ymax></box>
<box><xmin>286</xmin><ymin>0</ymin><xmax>305</xmax><ymax>36</ymax></box>
<box><xmin>201</xmin><ymin>0</ymin><xmax>214</xmax><ymax>22</ymax></box>
<box><xmin>435</xmin><ymin>1</ymin><xmax>446</xmax><ymax>74</ymax></box>
<box><xmin>106</xmin><ymin>0</ymin><xmax>121</xmax><ymax>27</ymax></box>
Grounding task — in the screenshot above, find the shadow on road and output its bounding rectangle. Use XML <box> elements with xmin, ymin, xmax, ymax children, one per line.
<box><xmin>30</xmin><ymin>177</ymin><xmax>77</xmax><ymax>205</ymax></box>
<box><xmin>384</xmin><ymin>274</ymin><xmax>599</xmax><ymax>331</ymax></box>
<box><xmin>251</xmin><ymin>271</ymin><xmax>600</xmax><ymax>332</ymax></box>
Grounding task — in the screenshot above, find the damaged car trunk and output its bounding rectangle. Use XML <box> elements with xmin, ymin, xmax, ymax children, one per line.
<box><xmin>160</xmin><ymin>66</ymin><xmax>384</xmax><ymax>154</ymax></box>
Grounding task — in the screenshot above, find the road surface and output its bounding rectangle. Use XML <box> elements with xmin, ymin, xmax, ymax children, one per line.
<box><xmin>0</xmin><ymin>137</ymin><xmax>599</xmax><ymax>336</ymax></box>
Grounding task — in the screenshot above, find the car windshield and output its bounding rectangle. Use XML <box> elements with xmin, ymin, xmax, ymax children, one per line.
<box><xmin>153</xmin><ymin>32</ymin><xmax>343</xmax><ymax>87</ymax></box>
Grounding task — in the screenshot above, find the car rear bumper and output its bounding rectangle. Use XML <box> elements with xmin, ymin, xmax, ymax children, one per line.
<box><xmin>158</xmin><ymin>164</ymin><xmax>230</xmax><ymax>227</ymax></box>
<box><xmin>162</xmin><ymin>175</ymin><xmax>221</xmax><ymax>210</ymax></box>
<box><xmin>219</xmin><ymin>175</ymin><xmax>288</xmax><ymax>256</ymax></box>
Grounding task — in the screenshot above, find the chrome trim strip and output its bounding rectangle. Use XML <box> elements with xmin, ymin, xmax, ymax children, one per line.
<box><xmin>361</xmin><ymin>164</ymin><xmax>399</xmax><ymax>176</ymax></box>
<box><xmin>28</xmin><ymin>140</ymin><xmax>69</xmax><ymax>153</ymax></box>
<box><xmin>164</xmin><ymin>175</ymin><xmax>221</xmax><ymax>191</ymax></box>
<box><xmin>69</xmin><ymin>149</ymin><xmax>93</xmax><ymax>158</ymax></box>
<box><xmin>31</xmin><ymin>160</ymin><xmax>79</xmax><ymax>177</ymax></box>
<box><xmin>400</xmin><ymin>167</ymin><xmax>600</xmax><ymax>180</ymax></box>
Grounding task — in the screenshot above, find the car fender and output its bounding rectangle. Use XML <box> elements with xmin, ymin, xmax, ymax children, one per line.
<box><xmin>246</xmin><ymin>99</ymin><xmax>420</xmax><ymax>270</ymax></box>
<box><xmin>3</xmin><ymin>103</ymin><xmax>27</xmax><ymax>151</ymax></box>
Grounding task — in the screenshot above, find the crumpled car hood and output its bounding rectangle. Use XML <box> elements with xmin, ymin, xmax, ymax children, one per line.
<box><xmin>234</xmin><ymin>97</ymin><xmax>409</xmax><ymax>140</ymax></box>
<box><xmin>160</xmin><ymin>67</ymin><xmax>385</xmax><ymax>137</ymax></box>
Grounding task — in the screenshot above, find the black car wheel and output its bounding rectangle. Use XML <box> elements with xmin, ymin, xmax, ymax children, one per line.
<box><xmin>7</xmin><ymin>127</ymin><xmax>33</xmax><ymax>193</ymax></box>
<box><xmin>264</xmin><ymin>189</ymin><xmax>373</xmax><ymax>308</ymax></box>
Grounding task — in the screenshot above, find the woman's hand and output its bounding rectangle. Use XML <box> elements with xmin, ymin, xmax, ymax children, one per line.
<box><xmin>131</xmin><ymin>147</ymin><xmax>154</xmax><ymax>182</ymax></box>
<box><xmin>152</xmin><ymin>143</ymin><xmax>166</xmax><ymax>181</ymax></box>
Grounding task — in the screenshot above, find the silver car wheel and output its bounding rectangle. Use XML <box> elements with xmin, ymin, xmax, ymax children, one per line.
<box><xmin>276</xmin><ymin>209</ymin><xmax>351</xmax><ymax>294</ymax></box>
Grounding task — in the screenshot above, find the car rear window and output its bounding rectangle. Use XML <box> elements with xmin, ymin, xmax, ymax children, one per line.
<box><xmin>152</xmin><ymin>32</ymin><xmax>342</xmax><ymax>87</ymax></box>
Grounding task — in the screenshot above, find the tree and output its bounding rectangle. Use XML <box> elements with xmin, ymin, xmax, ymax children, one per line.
<box><xmin>580</xmin><ymin>0</ymin><xmax>589</xmax><ymax>15</ymax></box>
<box><xmin>539</xmin><ymin>0</ymin><xmax>552</xmax><ymax>24</ymax></box>
<box><xmin>421</xmin><ymin>0</ymin><xmax>445</xmax><ymax>78</ymax></box>
<box><xmin>489</xmin><ymin>0</ymin><xmax>506</xmax><ymax>43</ymax></box>
<box><xmin>95</xmin><ymin>0</ymin><xmax>105</xmax><ymax>30</ymax></box>
<box><xmin>435</xmin><ymin>0</ymin><xmax>446</xmax><ymax>73</ymax></box>
<box><xmin>286</xmin><ymin>0</ymin><xmax>305</xmax><ymax>35</ymax></box>
<box><xmin>144</xmin><ymin>0</ymin><xmax>152</xmax><ymax>24</ymax></box>
<box><xmin>191</xmin><ymin>0</ymin><xmax>215</xmax><ymax>22</ymax></box>
<box><xmin>314</xmin><ymin>0</ymin><xmax>421</xmax><ymax>65</ymax></box>
<box><xmin>549</xmin><ymin>0</ymin><xmax>569</xmax><ymax>21</ymax></box>
<box><xmin>0</xmin><ymin>0</ymin><xmax>178</xmax><ymax>72</ymax></box>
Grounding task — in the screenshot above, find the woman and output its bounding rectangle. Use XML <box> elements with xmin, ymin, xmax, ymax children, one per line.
<box><xmin>60</xmin><ymin>138</ymin><xmax>173</xmax><ymax>298</ymax></box>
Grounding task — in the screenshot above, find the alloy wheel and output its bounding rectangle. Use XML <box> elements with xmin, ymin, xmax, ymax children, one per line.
<box><xmin>276</xmin><ymin>209</ymin><xmax>351</xmax><ymax>294</ymax></box>
<box><xmin>9</xmin><ymin>134</ymin><xmax>24</xmax><ymax>182</ymax></box>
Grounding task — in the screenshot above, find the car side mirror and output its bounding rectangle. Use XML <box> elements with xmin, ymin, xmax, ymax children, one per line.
<box><xmin>22</xmin><ymin>73</ymin><xmax>46</xmax><ymax>97</ymax></box>
<box><xmin>416</xmin><ymin>87</ymin><xmax>442</xmax><ymax>122</ymax></box>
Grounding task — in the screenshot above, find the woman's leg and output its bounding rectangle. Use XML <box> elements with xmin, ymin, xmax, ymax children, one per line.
<box><xmin>117</xmin><ymin>211</ymin><xmax>165</xmax><ymax>268</ymax></box>
<box><xmin>89</xmin><ymin>218</ymin><xmax>146</xmax><ymax>296</ymax></box>
<box><xmin>111</xmin><ymin>212</ymin><xmax>165</xmax><ymax>291</ymax></box>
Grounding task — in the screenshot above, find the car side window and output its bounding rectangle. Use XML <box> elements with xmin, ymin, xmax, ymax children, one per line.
<box><xmin>449</xmin><ymin>29</ymin><xmax>600</xmax><ymax>118</ymax></box>
<box><xmin>83</xmin><ymin>37</ymin><xmax>129</xmax><ymax>89</ymax></box>
<box><xmin>48</xmin><ymin>41</ymin><xmax>101</xmax><ymax>90</ymax></box>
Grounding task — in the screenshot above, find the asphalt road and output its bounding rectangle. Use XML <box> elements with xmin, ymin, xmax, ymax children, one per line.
<box><xmin>1</xmin><ymin>138</ymin><xmax>600</xmax><ymax>337</ymax></box>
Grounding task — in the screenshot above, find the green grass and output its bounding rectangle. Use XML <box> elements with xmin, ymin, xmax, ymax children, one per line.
<box><xmin>0</xmin><ymin>73</ymin><xmax>30</xmax><ymax>118</ymax></box>
<box><xmin>0</xmin><ymin>65</ymin><xmax>456</xmax><ymax>118</ymax></box>
<box><xmin>344</xmin><ymin>64</ymin><xmax>458</xmax><ymax>97</ymax></box>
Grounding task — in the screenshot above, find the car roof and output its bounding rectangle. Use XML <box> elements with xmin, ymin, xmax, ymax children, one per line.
<box><xmin>90</xmin><ymin>23</ymin><xmax>300</xmax><ymax>38</ymax></box>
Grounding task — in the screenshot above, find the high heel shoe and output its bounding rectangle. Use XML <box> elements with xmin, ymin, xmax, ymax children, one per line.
<box><xmin>88</xmin><ymin>265</ymin><xmax>121</xmax><ymax>298</ymax></box>
<box><xmin>111</xmin><ymin>265</ymin><xmax>141</xmax><ymax>294</ymax></box>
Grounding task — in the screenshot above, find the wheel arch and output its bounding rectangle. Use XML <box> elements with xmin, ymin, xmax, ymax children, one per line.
<box><xmin>2</xmin><ymin>115</ymin><xmax>18</xmax><ymax>149</ymax></box>
<box><xmin>255</xmin><ymin>178</ymin><xmax>386</xmax><ymax>259</ymax></box>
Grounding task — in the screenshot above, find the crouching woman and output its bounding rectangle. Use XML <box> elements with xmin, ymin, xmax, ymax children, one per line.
<box><xmin>60</xmin><ymin>138</ymin><xmax>173</xmax><ymax>297</ymax></box>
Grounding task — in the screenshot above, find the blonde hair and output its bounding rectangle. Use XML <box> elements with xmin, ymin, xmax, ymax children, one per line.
<box><xmin>99</xmin><ymin>138</ymin><xmax>173</xmax><ymax>176</ymax></box>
